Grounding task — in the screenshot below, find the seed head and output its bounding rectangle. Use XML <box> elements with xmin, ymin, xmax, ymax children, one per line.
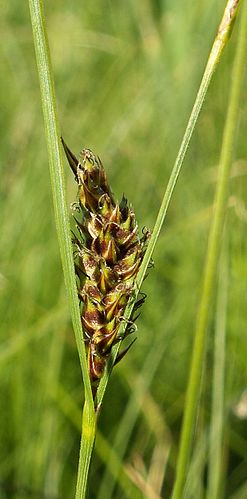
<box><xmin>62</xmin><ymin>138</ymin><xmax>150</xmax><ymax>390</ymax></box>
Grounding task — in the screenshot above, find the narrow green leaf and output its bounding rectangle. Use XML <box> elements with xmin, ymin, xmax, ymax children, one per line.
<box><xmin>207</xmin><ymin>236</ymin><xmax>228</xmax><ymax>499</ymax></box>
<box><xmin>28</xmin><ymin>0</ymin><xmax>93</xmax><ymax>408</ymax></box>
<box><xmin>172</xmin><ymin>2</ymin><xmax>247</xmax><ymax>497</ymax></box>
<box><xmin>28</xmin><ymin>1</ymin><xmax>96</xmax><ymax>497</ymax></box>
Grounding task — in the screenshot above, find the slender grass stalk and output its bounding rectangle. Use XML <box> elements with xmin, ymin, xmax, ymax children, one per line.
<box><xmin>75</xmin><ymin>401</ymin><xmax>96</xmax><ymax>499</ymax></box>
<box><xmin>184</xmin><ymin>432</ymin><xmax>208</xmax><ymax>498</ymax></box>
<box><xmin>28</xmin><ymin>1</ymin><xmax>96</xmax><ymax>496</ymax></box>
<box><xmin>28</xmin><ymin>0</ymin><xmax>92</xmax><ymax>404</ymax></box>
<box><xmin>172</xmin><ymin>3</ymin><xmax>247</xmax><ymax>498</ymax></box>
<box><xmin>96</xmin><ymin>0</ymin><xmax>241</xmax><ymax>407</ymax></box>
<box><xmin>207</xmin><ymin>235</ymin><xmax>228</xmax><ymax>499</ymax></box>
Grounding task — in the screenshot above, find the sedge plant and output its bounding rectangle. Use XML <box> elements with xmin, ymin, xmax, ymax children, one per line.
<box><xmin>28</xmin><ymin>0</ymin><xmax>243</xmax><ymax>497</ymax></box>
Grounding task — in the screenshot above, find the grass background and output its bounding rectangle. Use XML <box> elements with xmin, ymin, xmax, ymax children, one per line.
<box><xmin>1</xmin><ymin>0</ymin><xmax>247</xmax><ymax>498</ymax></box>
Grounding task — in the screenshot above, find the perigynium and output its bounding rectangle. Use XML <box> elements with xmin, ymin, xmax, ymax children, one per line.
<box><xmin>62</xmin><ymin>138</ymin><xmax>150</xmax><ymax>394</ymax></box>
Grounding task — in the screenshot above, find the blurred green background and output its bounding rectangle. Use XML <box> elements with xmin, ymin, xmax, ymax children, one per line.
<box><xmin>1</xmin><ymin>1</ymin><xmax>247</xmax><ymax>498</ymax></box>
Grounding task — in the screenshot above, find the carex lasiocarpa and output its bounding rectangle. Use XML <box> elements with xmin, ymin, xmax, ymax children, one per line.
<box><xmin>62</xmin><ymin>139</ymin><xmax>150</xmax><ymax>391</ymax></box>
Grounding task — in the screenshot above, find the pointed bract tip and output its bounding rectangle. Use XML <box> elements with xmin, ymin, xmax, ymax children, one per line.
<box><xmin>61</xmin><ymin>137</ymin><xmax>79</xmax><ymax>176</ymax></box>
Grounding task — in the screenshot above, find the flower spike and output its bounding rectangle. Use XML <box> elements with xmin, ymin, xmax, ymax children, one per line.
<box><xmin>62</xmin><ymin>139</ymin><xmax>150</xmax><ymax>392</ymax></box>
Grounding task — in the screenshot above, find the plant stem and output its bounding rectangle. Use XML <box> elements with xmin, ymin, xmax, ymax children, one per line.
<box><xmin>172</xmin><ymin>3</ymin><xmax>247</xmax><ymax>498</ymax></box>
<box><xmin>75</xmin><ymin>401</ymin><xmax>96</xmax><ymax>499</ymax></box>
<box><xmin>136</xmin><ymin>0</ymin><xmax>241</xmax><ymax>291</ymax></box>
<box><xmin>96</xmin><ymin>0</ymin><xmax>241</xmax><ymax>409</ymax></box>
<box><xmin>207</xmin><ymin>234</ymin><xmax>228</xmax><ymax>499</ymax></box>
<box><xmin>28</xmin><ymin>1</ymin><xmax>95</xmax><ymax>496</ymax></box>
<box><xmin>28</xmin><ymin>0</ymin><xmax>92</xmax><ymax>407</ymax></box>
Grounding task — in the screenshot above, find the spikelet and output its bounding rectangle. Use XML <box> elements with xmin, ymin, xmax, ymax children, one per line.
<box><xmin>62</xmin><ymin>139</ymin><xmax>150</xmax><ymax>389</ymax></box>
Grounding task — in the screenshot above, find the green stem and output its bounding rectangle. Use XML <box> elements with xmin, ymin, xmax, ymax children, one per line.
<box><xmin>28</xmin><ymin>1</ymin><xmax>95</xmax><ymax>496</ymax></box>
<box><xmin>172</xmin><ymin>3</ymin><xmax>247</xmax><ymax>498</ymax></box>
<box><xmin>136</xmin><ymin>0</ymin><xmax>241</xmax><ymax>292</ymax></box>
<box><xmin>96</xmin><ymin>0</ymin><xmax>241</xmax><ymax>409</ymax></box>
<box><xmin>207</xmin><ymin>234</ymin><xmax>228</xmax><ymax>499</ymax></box>
<box><xmin>75</xmin><ymin>401</ymin><xmax>96</xmax><ymax>499</ymax></box>
<box><xmin>28</xmin><ymin>0</ymin><xmax>92</xmax><ymax>407</ymax></box>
